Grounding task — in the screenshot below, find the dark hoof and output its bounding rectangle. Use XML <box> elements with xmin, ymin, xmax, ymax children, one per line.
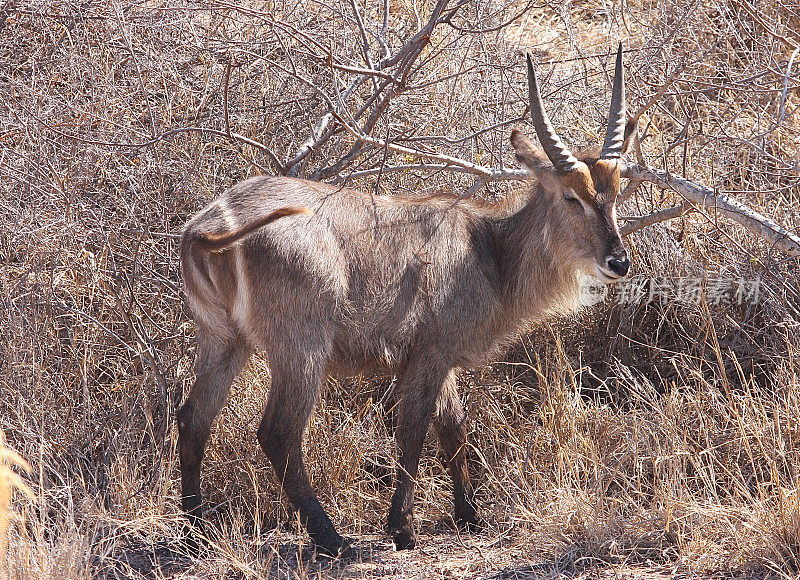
<box><xmin>391</xmin><ymin>528</ymin><xmax>417</xmax><ymax>550</ymax></box>
<box><xmin>291</xmin><ymin>496</ymin><xmax>351</xmax><ymax>559</ymax></box>
<box><xmin>314</xmin><ymin>535</ymin><xmax>356</xmax><ymax>559</ymax></box>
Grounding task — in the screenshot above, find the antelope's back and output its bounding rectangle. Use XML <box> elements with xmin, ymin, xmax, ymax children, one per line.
<box><xmin>181</xmin><ymin>176</ymin><xmax>500</xmax><ymax>367</ymax></box>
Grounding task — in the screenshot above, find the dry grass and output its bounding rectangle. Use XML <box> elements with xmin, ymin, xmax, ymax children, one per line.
<box><xmin>1</xmin><ymin>0</ymin><xmax>800</xmax><ymax>578</ymax></box>
<box><xmin>0</xmin><ymin>430</ymin><xmax>34</xmax><ymax>572</ymax></box>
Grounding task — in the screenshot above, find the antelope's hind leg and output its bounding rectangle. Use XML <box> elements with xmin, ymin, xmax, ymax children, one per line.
<box><xmin>434</xmin><ymin>371</ymin><xmax>480</xmax><ymax>531</ymax></box>
<box><xmin>177</xmin><ymin>331</ymin><xmax>251</xmax><ymax>549</ymax></box>
<box><xmin>256</xmin><ymin>345</ymin><xmax>350</xmax><ymax>557</ymax></box>
<box><xmin>387</xmin><ymin>355</ymin><xmax>455</xmax><ymax>550</ymax></box>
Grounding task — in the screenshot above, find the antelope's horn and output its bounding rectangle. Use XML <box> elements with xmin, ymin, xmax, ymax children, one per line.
<box><xmin>601</xmin><ymin>43</ymin><xmax>626</xmax><ymax>160</ymax></box>
<box><xmin>526</xmin><ymin>53</ymin><xmax>582</xmax><ymax>174</ymax></box>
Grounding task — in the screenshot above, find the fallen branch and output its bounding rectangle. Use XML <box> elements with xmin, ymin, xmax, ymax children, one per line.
<box><xmin>620</xmin><ymin>162</ymin><xmax>800</xmax><ymax>257</ymax></box>
<box><xmin>329</xmin><ymin>132</ymin><xmax>799</xmax><ymax>258</ymax></box>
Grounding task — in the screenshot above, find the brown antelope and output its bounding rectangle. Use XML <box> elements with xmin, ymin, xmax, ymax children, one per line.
<box><xmin>178</xmin><ymin>45</ymin><xmax>634</xmax><ymax>556</ymax></box>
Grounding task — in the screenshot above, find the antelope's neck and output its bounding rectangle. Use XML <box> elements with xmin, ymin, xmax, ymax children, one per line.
<box><xmin>492</xmin><ymin>193</ymin><xmax>583</xmax><ymax>324</ymax></box>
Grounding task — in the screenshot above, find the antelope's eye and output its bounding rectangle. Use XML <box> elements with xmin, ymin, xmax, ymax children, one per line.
<box><xmin>564</xmin><ymin>194</ymin><xmax>581</xmax><ymax>205</ymax></box>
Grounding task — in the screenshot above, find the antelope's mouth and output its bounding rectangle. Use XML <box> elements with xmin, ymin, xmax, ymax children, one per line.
<box><xmin>593</xmin><ymin>265</ymin><xmax>626</xmax><ymax>284</ymax></box>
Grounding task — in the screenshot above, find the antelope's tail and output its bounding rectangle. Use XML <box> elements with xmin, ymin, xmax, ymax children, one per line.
<box><xmin>185</xmin><ymin>205</ymin><xmax>313</xmax><ymax>252</ymax></box>
<box><xmin>179</xmin><ymin>205</ymin><xmax>313</xmax><ymax>340</ymax></box>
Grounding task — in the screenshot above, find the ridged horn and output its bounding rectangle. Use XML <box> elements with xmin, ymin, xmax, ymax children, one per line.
<box><xmin>526</xmin><ymin>53</ymin><xmax>582</xmax><ymax>174</ymax></box>
<box><xmin>601</xmin><ymin>43</ymin><xmax>626</xmax><ymax>160</ymax></box>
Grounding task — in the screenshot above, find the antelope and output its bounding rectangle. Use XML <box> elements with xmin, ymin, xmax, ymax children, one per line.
<box><xmin>177</xmin><ymin>45</ymin><xmax>635</xmax><ymax>556</ymax></box>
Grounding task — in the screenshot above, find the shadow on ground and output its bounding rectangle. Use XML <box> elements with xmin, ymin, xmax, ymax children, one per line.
<box><xmin>94</xmin><ymin>531</ymin><xmax>692</xmax><ymax>580</ymax></box>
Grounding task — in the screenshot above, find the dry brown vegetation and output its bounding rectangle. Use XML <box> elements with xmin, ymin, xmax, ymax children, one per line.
<box><xmin>1</xmin><ymin>0</ymin><xmax>800</xmax><ymax>578</ymax></box>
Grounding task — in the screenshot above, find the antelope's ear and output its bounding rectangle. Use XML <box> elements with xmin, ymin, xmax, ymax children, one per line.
<box><xmin>622</xmin><ymin>116</ymin><xmax>638</xmax><ymax>155</ymax></box>
<box><xmin>511</xmin><ymin>129</ymin><xmax>554</xmax><ymax>179</ymax></box>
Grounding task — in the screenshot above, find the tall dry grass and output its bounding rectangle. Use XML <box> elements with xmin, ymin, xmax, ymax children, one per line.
<box><xmin>1</xmin><ymin>0</ymin><xmax>799</xmax><ymax>578</ymax></box>
<box><xmin>0</xmin><ymin>430</ymin><xmax>34</xmax><ymax>572</ymax></box>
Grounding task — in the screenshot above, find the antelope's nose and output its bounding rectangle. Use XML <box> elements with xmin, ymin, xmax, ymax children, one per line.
<box><xmin>607</xmin><ymin>255</ymin><xmax>630</xmax><ymax>278</ymax></box>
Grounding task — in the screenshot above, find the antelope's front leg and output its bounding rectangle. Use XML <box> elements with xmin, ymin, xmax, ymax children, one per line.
<box><xmin>387</xmin><ymin>358</ymin><xmax>454</xmax><ymax>550</ymax></box>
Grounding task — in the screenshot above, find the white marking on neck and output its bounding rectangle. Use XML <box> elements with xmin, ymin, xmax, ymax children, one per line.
<box><xmin>218</xmin><ymin>198</ymin><xmax>251</xmax><ymax>333</ymax></box>
<box><xmin>542</xmin><ymin>222</ymin><xmax>552</xmax><ymax>251</ymax></box>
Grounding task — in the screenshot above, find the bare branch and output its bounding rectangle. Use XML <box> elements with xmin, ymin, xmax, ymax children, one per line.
<box><xmin>775</xmin><ymin>46</ymin><xmax>800</xmax><ymax>128</ymax></box>
<box><xmin>223</xmin><ymin>55</ymin><xmax>234</xmax><ymax>139</ymax></box>
<box><xmin>379</xmin><ymin>0</ymin><xmax>390</xmax><ymax>58</ymax></box>
<box><xmin>620</xmin><ymin>162</ymin><xmax>800</xmax><ymax>257</ymax></box>
<box><xmin>330</xmin><ymin>163</ymin><xmax>502</xmax><ymax>184</ymax></box>
<box><xmin>324</xmin><ymin>132</ymin><xmax>799</xmax><ymax>260</ymax></box>
<box><xmin>378</xmin><ymin>0</ymin><xmax>451</xmax><ymax>70</ymax></box>
<box><xmin>350</xmin><ymin>0</ymin><xmax>378</xmax><ymax>89</ymax></box>
<box><xmin>33</xmin><ymin>116</ymin><xmax>285</xmax><ymax>173</ymax></box>
<box><xmin>330</xmin><ymin>111</ymin><xmax>528</xmax><ymax>181</ymax></box>
<box><xmin>733</xmin><ymin>0</ymin><xmax>800</xmax><ymax>49</ymax></box>
<box><xmin>285</xmin><ymin>0</ymin><xmax>452</xmax><ymax>178</ymax></box>
<box><xmin>619</xmin><ymin>176</ymin><xmax>645</xmax><ymax>202</ymax></box>
<box><xmin>445</xmin><ymin>0</ymin><xmax>536</xmax><ymax>34</ymax></box>
<box><xmin>620</xmin><ymin>203</ymin><xmax>694</xmax><ymax>236</ymax></box>
<box><xmin>630</xmin><ymin>39</ymin><xmax>722</xmax><ymax>125</ymax></box>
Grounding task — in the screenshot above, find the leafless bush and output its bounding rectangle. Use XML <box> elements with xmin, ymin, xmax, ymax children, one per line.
<box><xmin>1</xmin><ymin>0</ymin><xmax>799</xmax><ymax>577</ymax></box>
